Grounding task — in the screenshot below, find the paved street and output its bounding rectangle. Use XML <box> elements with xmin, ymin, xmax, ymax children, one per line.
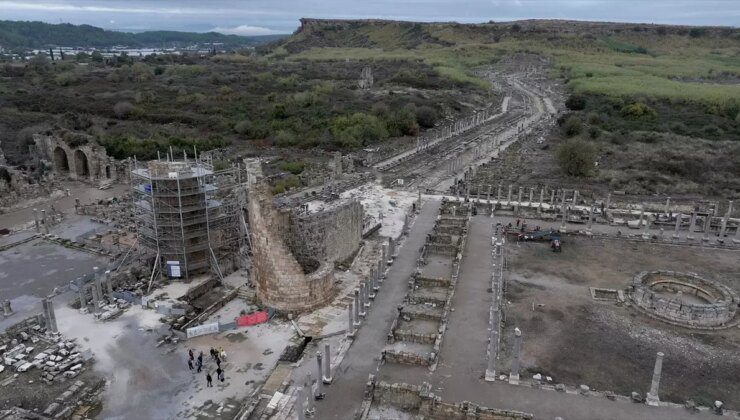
<box><xmin>295</xmin><ymin>199</ymin><xmax>442</xmax><ymax>419</ymax></box>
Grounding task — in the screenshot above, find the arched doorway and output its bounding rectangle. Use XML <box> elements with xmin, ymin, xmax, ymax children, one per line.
<box><xmin>53</xmin><ymin>147</ymin><xmax>70</xmax><ymax>173</ymax></box>
<box><xmin>74</xmin><ymin>149</ymin><xmax>89</xmax><ymax>178</ymax></box>
<box><xmin>105</xmin><ymin>165</ymin><xmax>111</xmax><ymax>179</ymax></box>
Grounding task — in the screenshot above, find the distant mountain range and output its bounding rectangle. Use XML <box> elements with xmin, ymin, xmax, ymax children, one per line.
<box><xmin>0</xmin><ymin>20</ymin><xmax>287</xmax><ymax>49</ymax></box>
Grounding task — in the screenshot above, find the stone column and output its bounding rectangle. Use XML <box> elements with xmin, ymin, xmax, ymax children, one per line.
<box><xmin>296</xmin><ymin>385</ymin><xmax>306</xmax><ymax>420</ymax></box>
<box><xmin>538</xmin><ymin>188</ymin><xmax>544</xmax><ymax>212</ymax></box>
<box><xmin>673</xmin><ymin>213</ymin><xmax>682</xmax><ymax>240</ymax></box>
<box><xmin>702</xmin><ymin>214</ymin><xmax>711</xmax><ymax>241</ymax></box>
<box><xmin>719</xmin><ymin>201</ymin><xmax>732</xmax><ymax>239</ymax></box>
<box><xmin>304</xmin><ymin>374</ymin><xmax>316</xmax><ymax>416</ymax></box>
<box><xmin>77</xmin><ymin>277</ymin><xmax>87</xmax><ymax>310</ymax></box>
<box><xmin>517</xmin><ymin>187</ymin><xmax>523</xmax><ymax>205</ymax></box>
<box><xmin>549</xmin><ymin>189</ymin><xmax>555</xmax><ymax>205</ymax></box>
<box><xmin>2</xmin><ymin>300</ymin><xmax>12</xmax><ymax>317</ymax></box>
<box><xmin>642</xmin><ymin>206</ymin><xmax>651</xmax><ymax>239</ymax></box>
<box><xmin>104</xmin><ymin>270</ymin><xmax>114</xmax><ymax>296</ymax></box>
<box><xmin>587</xmin><ymin>203</ymin><xmax>595</xmax><ymax>232</ymax></box>
<box><xmin>664</xmin><ymin>197</ymin><xmax>671</xmax><ymax>215</ymax></box>
<box><xmin>417</xmin><ymin>189</ymin><xmax>422</xmax><ymax>213</ymax></box>
<box><xmin>358</xmin><ymin>284</ymin><xmax>367</xmax><ymax>317</ymax></box>
<box><xmin>605</xmin><ymin>193</ymin><xmax>611</xmax><ymax>215</ymax></box>
<box><xmin>573</xmin><ymin>190</ymin><xmax>579</xmax><ymax>206</ymax></box>
<box><xmin>315</xmin><ymin>352</ymin><xmax>324</xmax><ymax>390</ymax></box>
<box><xmin>362</xmin><ymin>279</ymin><xmax>370</xmax><ymax>308</ymax></box>
<box><xmin>41</xmin><ymin>209</ymin><xmax>49</xmax><ymax>234</ymax></box>
<box><xmin>33</xmin><ymin>208</ymin><xmax>39</xmax><ymax>232</ymax></box>
<box><xmin>560</xmin><ymin>195</ymin><xmax>567</xmax><ymax>232</ymax></box>
<box><xmin>507</xmin><ymin>184</ymin><xmax>513</xmax><ymax>203</ymax></box>
<box><xmin>509</xmin><ymin>327</ymin><xmax>522</xmax><ymax>385</ymax></box>
<box><xmin>43</xmin><ymin>298</ymin><xmax>58</xmax><ymax>333</ymax></box>
<box><xmin>353</xmin><ymin>290</ymin><xmax>361</xmax><ymax>323</ymax></box>
<box><xmin>528</xmin><ymin>187</ymin><xmax>534</xmax><ymax>204</ymax></box>
<box><xmin>348</xmin><ymin>302</ymin><xmax>355</xmax><ymax>337</ymax></box>
<box><xmin>382</xmin><ymin>244</ymin><xmax>388</xmax><ymax>266</ymax></box>
<box><xmin>637</xmin><ymin>205</ymin><xmax>645</xmax><ymax>228</ymax></box>
<box><xmin>688</xmin><ymin>212</ymin><xmax>697</xmax><ymax>239</ymax></box>
<box><xmin>487</xmin><ymin>185</ymin><xmax>492</xmax><ymax>203</ymax></box>
<box><xmin>485</xmin><ymin>318</ymin><xmax>498</xmax><ymax>382</ymax></box>
<box><xmin>646</xmin><ymin>352</ymin><xmax>664</xmax><ymax>406</ymax></box>
<box><xmin>323</xmin><ymin>343</ymin><xmax>333</xmax><ymax>383</ymax></box>
<box><xmin>90</xmin><ymin>284</ymin><xmax>101</xmax><ymax>314</ymax></box>
<box><xmin>497</xmin><ymin>184</ymin><xmax>502</xmax><ymax>202</ymax></box>
<box><xmin>377</xmin><ymin>259</ymin><xmax>384</xmax><ymax>283</ymax></box>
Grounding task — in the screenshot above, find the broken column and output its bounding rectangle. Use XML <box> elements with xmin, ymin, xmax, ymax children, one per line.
<box><xmin>538</xmin><ymin>188</ymin><xmax>544</xmax><ymax>213</ymax></box>
<box><xmin>673</xmin><ymin>213</ymin><xmax>682</xmax><ymax>240</ymax></box>
<box><xmin>315</xmin><ymin>352</ymin><xmax>324</xmax><ymax>391</ymax></box>
<box><xmin>528</xmin><ymin>187</ymin><xmax>534</xmax><ymax>204</ymax></box>
<box><xmin>353</xmin><ymin>290</ymin><xmax>361</xmax><ymax>326</ymax></box>
<box><xmin>33</xmin><ymin>208</ymin><xmax>39</xmax><ymax>232</ymax></box>
<box><xmin>719</xmin><ymin>201</ymin><xmax>732</xmax><ymax>240</ymax></box>
<box><xmin>487</xmin><ymin>185</ymin><xmax>492</xmax><ymax>203</ymax></box>
<box><xmin>42</xmin><ymin>298</ymin><xmax>58</xmax><ymax>333</ymax></box>
<box><xmin>41</xmin><ymin>209</ymin><xmax>49</xmax><ymax>234</ymax></box>
<box><xmin>509</xmin><ymin>327</ymin><xmax>522</xmax><ymax>385</ymax></box>
<box><xmin>323</xmin><ymin>343</ymin><xmax>333</xmax><ymax>384</ymax></box>
<box><xmin>664</xmin><ymin>197</ymin><xmax>671</xmax><ymax>215</ymax></box>
<box><xmin>646</xmin><ymin>352</ymin><xmax>664</xmax><ymax>406</ymax></box>
<box><xmin>549</xmin><ymin>189</ymin><xmax>555</xmax><ymax>206</ymax></box>
<box><xmin>497</xmin><ymin>184</ymin><xmax>502</xmax><ymax>202</ymax></box>
<box><xmin>377</xmin><ymin>259</ymin><xmax>384</xmax><ymax>283</ymax></box>
<box><xmin>381</xmin><ymin>244</ymin><xmax>388</xmax><ymax>267</ymax></box>
<box><xmin>507</xmin><ymin>184</ymin><xmax>513</xmax><ymax>204</ymax></box>
<box><xmin>516</xmin><ymin>187</ymin><xmax>523</xmax><ymax>212</ymax></box>
<box><xmin>304</xmin><ymin>374</ymin><xmax>316</xmax><ymax>416</ymax></box>
<box><xmin>559</xmin><ymin>195</ymin><xmax>568</xmax><ymax>233</ymax></box>
<box><xmin>573</xmin><ymin>189</ymin><xmax>579</xmax><ymax>205</ymax></box>
<box><xmin>642</xmin><ymin>206</ymin><xmax>651</xmax><ymax>239</ymax></box>
<box><xmin>104</xmin><ymin>270</ymin><xmax>114</xmax><ymax>296</ymax></box>
<box><xmin>702</xmin><ymin>214</ymin><xmax>711</xmax><ymax>241</ymax></box>
<box><xmin>348</xmin><ymin>302</ymin><xmax>355</xmax><ymax>337</ymax></box>
<box><xmin>2</xmin><ymin>300</ymin><xmax>13</xmax><ymax>317</ymax></box>
<box><xmin>296</xmin><ymin>385</ymin><xmax>306</xmax><ymax>420</ymax></box>
<box><xmin>363</xmin><ymin>280</ymin><xmax>371</xmax><ymax>309</ymax></box>
<box><xmin>587</xmin><ymin>203</ymin><xmax>595</xmax><ymax>233</ymax></box>
<box><xmin>688</xmin><ymin>212</ymin><xmax>697</xmax><ymax>240</ymax></box>
<box><xmin>90</xmin><ymin>284</ymin><xmax>101</xmax><ymax>314</ymax></box>
<box><xmin>358</xmin><ymin>285</ymin><xmax>367</xmax><ymax>317</ymax></box>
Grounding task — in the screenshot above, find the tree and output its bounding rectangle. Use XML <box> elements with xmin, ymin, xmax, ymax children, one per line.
<box><xmin>557</xmin><ymin>138</ymin><xmax>596</xmax><ymax>177</ymax></box>
<box><xmin>91</xmin><ymin>51</ymin><xmax>103</xmax><ymax>63</ymax></box>
<box><xmin>113</xmin><ymin>101</ymin><xmax>134</xmax><ymax>118</ymax></box>
<box><xmin>415</xmin><ymin>105</ymin><xmax>438</xmax><ymax>128</ymax></box>
<box><xmin>565</xmin><ymin>94</ymin><xmax>586</xmax><ymax>110</ymax></box>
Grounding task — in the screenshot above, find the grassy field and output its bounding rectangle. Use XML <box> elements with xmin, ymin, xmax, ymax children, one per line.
<box><xmin>285</xmin><ymin>21</ymin><xmax>740</xmax><ymax>107</ymax></box>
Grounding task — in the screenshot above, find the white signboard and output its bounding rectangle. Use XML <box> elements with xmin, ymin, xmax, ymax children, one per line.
<box><xmin>166</xmin><ymin>261</ymin><xmax>181</xmax><ymax>278</ymax></box>
<box><xmin>186</xmin><ymin>322</ymin><xmax>220</xmax><ymax>339</ymax></box>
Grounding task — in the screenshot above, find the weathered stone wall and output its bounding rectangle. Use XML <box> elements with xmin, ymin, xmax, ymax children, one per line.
<box><xmin>287</xmin><ymin>199</ymin><xmax>363</xmax><ymax>265</ymax></box>
<box><xmin>371</xmin><ymin>380</ymin><xmax>533</xmax><ymax>420</ymax></box>
<box><xmin>33</xmin><ymin>133</ymin><xmax>120</xmax><ymax>183</ymax></box>
<box><xmin>247</xmin><ymin>182</ymin><xmax>335</xmax><ymax>313</ymax></box>
<box><xmin>630</xmin><ymin>270</ymin><xmax>738</xmax><ymax>328</ymax></box>
<box><xmin>383</xmin><ymin>350</ymin><xmax>430</xmax><ymax>366</ymax></box>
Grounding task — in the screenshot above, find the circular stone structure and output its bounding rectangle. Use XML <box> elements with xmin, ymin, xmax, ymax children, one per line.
<box><xmin>630</xmin><ymin>270</ymin><xmax>739</xmax><ymax>329</ymax></box>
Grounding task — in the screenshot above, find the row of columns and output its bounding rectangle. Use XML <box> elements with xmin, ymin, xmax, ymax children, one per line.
<box><xmin>32</xmin><ymin>208</ymin><xmax>50</xmax><ymax>234</ymax></box>
<box><xmin>347</xmin><ymin>240</ymin><xmax>391</xmax><ymax>338</ymax></box>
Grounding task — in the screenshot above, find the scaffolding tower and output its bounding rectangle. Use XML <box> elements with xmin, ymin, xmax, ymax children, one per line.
<box><xmin>131</xmin><ymin>153</ymin><xmax>247</xmax><ymax>281</ymax></box>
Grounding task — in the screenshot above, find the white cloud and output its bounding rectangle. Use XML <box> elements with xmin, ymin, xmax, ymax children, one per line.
<box><xmin>0</xmin><ymin>1</ymin><xmax>275</xmax><ymax>16</ymax></box>
<box><xmin>210</xmin><ymin>25</ymin><xmax>283</xmax><ymax>36</ymax></box>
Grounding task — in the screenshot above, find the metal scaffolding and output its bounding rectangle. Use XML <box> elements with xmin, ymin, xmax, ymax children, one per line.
<box><xmin>131</xmin><ymin>153</ymin><xmax>246</xmax><ymax>281</ymax></box>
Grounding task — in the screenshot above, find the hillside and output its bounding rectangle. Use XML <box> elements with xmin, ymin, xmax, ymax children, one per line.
<box><xmin>0</xmin><ymin>20</ymin><xmax>286</xmax><ymax>49</ymax></box>
<box><xmin>277</xmin><ymin>18</ymin><xmax>740</xmax><ymax>106</ymax></box>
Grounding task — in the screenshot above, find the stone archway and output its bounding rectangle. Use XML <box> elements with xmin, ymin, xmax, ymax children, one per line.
<box><xmin>74</xmin><ymin>149</ymin><xmax>89</xmax><ymax>178</ymax></box>
<box><xmin>53</xmin><ymin>147</ymin><xmax>70</xmax><ymax>173</ymax></box>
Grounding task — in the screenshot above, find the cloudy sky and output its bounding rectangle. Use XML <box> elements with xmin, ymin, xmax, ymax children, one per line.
<box><xmin>1</xmin><ymin>0</ymin><xmax>738</xmax><ymax>35</ymax></box>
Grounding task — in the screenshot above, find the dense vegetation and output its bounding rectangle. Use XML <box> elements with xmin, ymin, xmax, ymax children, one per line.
<box><xmin>0</xmin><ymin>20</ymin><xmax>285</xmax><ymax>49</ymax></box>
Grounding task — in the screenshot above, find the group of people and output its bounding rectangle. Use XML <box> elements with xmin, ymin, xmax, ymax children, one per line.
<box><xmin>188</xmin><ymin>347</ymin><xmax>227</xmax><ymax>387</ymax></box>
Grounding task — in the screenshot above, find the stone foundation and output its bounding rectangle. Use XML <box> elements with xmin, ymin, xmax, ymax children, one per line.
<box><xmin>369</xmin><ymin>378</ymin><xmax>533</xmax><ymax>420</ymax></box>
<box><xmin>630</xmin><ymin>270</ymin><xmax>738</xmax><ymax>328</ymax></box>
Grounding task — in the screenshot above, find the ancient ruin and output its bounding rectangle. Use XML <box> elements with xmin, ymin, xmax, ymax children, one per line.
<box><xmin>630</xmin><ymin>270</ymin><xmax>739</xmax><ymax>328</ymax></box>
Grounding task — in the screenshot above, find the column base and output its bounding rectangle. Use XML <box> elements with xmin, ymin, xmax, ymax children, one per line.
<box><xmin>642</xmin><ymin>233</ymin><xmax>651</xmax><ymax>240</ymax></box>
<box><xmin>484</xmin><ymin>369</ymin><xmax>496</xmax><ymax>382</ymax></box>
<box><xmin>322</xmin><ymin>376</ymin><xmax>333</xmax><ymax>385</ymax></box>
<box><xmin>359</xmin><ymin>311</ymin><xmax>367</xmax><ymax>318</ymax></box>
<box><xmin>369</xmin><ymin>293</ymin><xmax>376</xmax><ymax>300</ymax></box>
<box><xmin>672</xmin><ymin>234</ymin><xmax>680</xmax><ymax>240</ymax></box>
<box><xmin>646</xmin><ymin>393</ymin><xmax>660</xmax><ymax>406</ymax></box>
<box><xmin>353</xmin><ymin>321</ymin><xmax>361</xmax><ymax>327</ymax></box>
<box><xmin>305</xmin><ymin>407</ymin><xmax>316</xmax><ymax>417</ymax></box>
<box><xmin>508</xmin><ymin>374</ymin><xmax>519</xmax><ymax>385</ymax></box>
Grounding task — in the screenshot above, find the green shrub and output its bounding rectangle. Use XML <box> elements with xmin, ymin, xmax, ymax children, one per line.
<box><xmin>330</xmin><ymin>113</ymin><xmax>389</xmax><ymax>147</ymax></box>
<box><xmin>557</xmin><ymin>137</ymin><xmax>597</xmax><ymax>177</ymax></box>
<box><xmin>620</xmin><ymin>102</ymin><xmax>657</xmax><ymax>119</ymax></box>
<box><xmin>279</xmin><ymin>161</ymin><xmax>305</xmax><ymax>174</ymax></box>
<box><xmin>565</xmin><ymin>94</ymin><xmax>587</xmax><ymax>110</ymax></box>
<box><xmin>272</xmin><ymin>130</ymin><xmax>298</xmax><ymax>147</ymax></box>
<box><xmin>54</xmin><ymin>71</ymin><xmax>78</xmax><ymax>86</ymax></box>
<box><xmin>563</xmin><ymin>116</ymin><xmax>583</xmax><ymax>137</ymax></box>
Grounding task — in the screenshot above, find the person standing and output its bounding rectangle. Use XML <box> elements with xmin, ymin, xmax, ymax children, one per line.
<box><xmin>188</xmin><ymin>349</ymin><xmax>194</xmax><ymax>360</ymax></box>
<box><xmin>188</xmin><ymin>359</ymin><xmax>194</xmax><ymax>371</ymax></box>
<box><xmin>197</xmin><ymin>359</ymin><xmax>202</xmax><ymax>373</ymax></box>
<box><xmin>218</xmin><ymin>370</ymin><xmax>225</xmax><ymax>382</ymax></box>
<box><xmin>206</xmin><ymin>372</ymin><xmax>212</xmax><ymax>387</ymax></box>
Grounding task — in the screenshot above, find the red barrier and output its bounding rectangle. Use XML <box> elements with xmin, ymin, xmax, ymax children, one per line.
<box><xmin>236</xmin><ymin>311</ymin><xmax>269</xmax><ymax>327</ymax></box>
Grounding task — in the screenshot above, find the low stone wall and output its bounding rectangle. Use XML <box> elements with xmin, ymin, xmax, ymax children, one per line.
<box><xmin>394</xmin><ymin>329</ymin><xmax>437</xmax><ymax>345</ymax></box>
<box><xmin>630</xmin><ymin>270</ymin><xmax>738</xmax><ymax>328</ymax></box>
<box><xmin>426</xmin><ymin>243</ymin><xmax>458</xmax><ymax>256</ymax></box>
<box><xmin>384</xmin><ymin>350</ymin><xmax>430</xmax><ymax>366</ymax></box>
<box><xmin>416</xmin><ymin>276</ymin><xmax>451</xmax><ymax>288</ymax></box>
<box><xmin>371</xmin><ymin>379</ymin><xmax>533</xmax><ymax>420</ymax></box>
